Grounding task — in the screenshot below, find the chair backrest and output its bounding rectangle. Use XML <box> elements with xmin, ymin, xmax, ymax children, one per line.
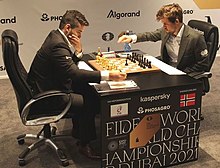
<box><xmin>1</xmin><ymin>29</ymin><xmax>33</xmax><ymax>114</ymax></box>
<box><xmin>188</xmin><ymin>20</ymin><xmax>219</xmax><ymax>72</ymax></box>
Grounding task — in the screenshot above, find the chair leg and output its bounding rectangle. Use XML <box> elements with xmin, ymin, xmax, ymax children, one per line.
<box><xmin>17</xmin><ymin>125</ymin><xmax>70</xmax><ymax>167</ymax></box>
<box><xmin>45</xmin><ymin>139</ymin><xmax>69</xmax><ymax>167</ymax></box>
<box><xmin>17</xmin><ymin>134</ymin><xmax>44</xmax><ymax>145</ymax></box>
<box><xmin>18</xmin><ymin>138</ymin><xmax>45</xmax><ymax>166</ymax></box>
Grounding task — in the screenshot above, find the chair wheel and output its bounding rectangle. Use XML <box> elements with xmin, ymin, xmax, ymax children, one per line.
<box><xmin>19</xmin><ymin>159</ymin><xmax>26</xmax><ymax>166</ymax></box>
<box><xmin>62</xmin><ymin>160</ymin><xmax>69</xmax><ymax>167</ymax></box>
<box><xmin>18</xmin><ymin>139</ymin><xmax>25</xmax><ymax>145</ymax></box>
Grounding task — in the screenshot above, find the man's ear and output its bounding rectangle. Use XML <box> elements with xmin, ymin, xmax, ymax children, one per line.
<box><xmin>65</xmin><ymin>24</ymin><xmax>71</xmax><ymax>30</ymax></box>
<box><xmin>63</xmin><ymin>24</ymin><xmax>71</xmax><ymax>34</ymax></box>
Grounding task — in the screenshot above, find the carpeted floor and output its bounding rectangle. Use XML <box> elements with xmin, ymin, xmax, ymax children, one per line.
<box><xmin>0</xmin><ymin>57</ymin><xmax>219</xmax><ymax>168</ymax></box>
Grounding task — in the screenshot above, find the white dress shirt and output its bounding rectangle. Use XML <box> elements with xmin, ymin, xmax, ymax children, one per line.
<box><xmin>166</xmin><ymin>24</ymin><xmax>184</xmax><ymax>63</ymax></box>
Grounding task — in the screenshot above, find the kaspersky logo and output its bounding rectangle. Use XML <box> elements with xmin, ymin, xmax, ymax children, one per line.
<box><xmin>194</xmin><ymin>0</ymin><xmax>220</xmax><ymax>9</ymax></box>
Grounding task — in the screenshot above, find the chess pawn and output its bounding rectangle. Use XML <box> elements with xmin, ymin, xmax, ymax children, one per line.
<box><xmin>97</xmin><ymin>47</ymin><xmax>103</xmax><ymax>57</ymax></box>
<box><xmin>96</xmin><ymin>47</ymin><xmax>103</xmax><ymax>62</ymax></box>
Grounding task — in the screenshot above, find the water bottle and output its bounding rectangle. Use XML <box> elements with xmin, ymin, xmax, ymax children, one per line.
<box><xmin>124</xmin><ymin>30</ymin><xmax>131</xmax><ymax>52</ymax></box>
<box><xmin>124</xmin><ymin>43</ymin><xmax>131</xmax><ymax>52</ymax></box>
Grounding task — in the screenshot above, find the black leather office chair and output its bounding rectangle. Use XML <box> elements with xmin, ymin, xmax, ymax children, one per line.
<box><xmin>188</xmin><ymin>19</ymin><xmax>219</xmax><ymax>94</ymax></box>
<box><xmin>1</xmin><ymin>29</ymin><xmax>72</xmax><ymax>166</ymax></box>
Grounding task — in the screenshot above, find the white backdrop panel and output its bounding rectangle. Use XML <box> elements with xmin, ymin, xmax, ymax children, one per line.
<box><xmin>0</xmin><ymin>0</ymin><xmax>219</xmax><ymax>78</ymax></box>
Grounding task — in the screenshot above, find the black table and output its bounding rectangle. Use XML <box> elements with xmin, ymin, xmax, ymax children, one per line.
<box><xmin>84</xmin><ymin>52</ymin><xmax>203</xmax><ymax>168</ymax></box>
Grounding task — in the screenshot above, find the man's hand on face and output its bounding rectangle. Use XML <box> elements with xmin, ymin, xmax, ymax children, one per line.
<box><xmin>68</xmin><ymin>34</ymin><xmax>82</xmax><ymax>53</ymax></box>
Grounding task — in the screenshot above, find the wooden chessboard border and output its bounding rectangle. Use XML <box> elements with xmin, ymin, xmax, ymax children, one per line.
<box><xmin>88</xmin><ymin>58</ymin><xmax>160</xmax><ymax>74</ymax></box>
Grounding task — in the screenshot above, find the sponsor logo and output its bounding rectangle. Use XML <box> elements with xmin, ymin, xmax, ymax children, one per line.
<box><xmin>0</xmin><ymin>65</ymin><xmax>6</xmax><ymax>71</ymax></box>
<box><xmin>140</xmin><ymin>93</ymin><xmax>170</xmax><ymax>102</ymax></box>
<box><xmin>108</xmin><ymin>139</ymin><xmax>127</xmax><ymax>151</ymax></box>
<box><xmin>183</xmin><ymin>9</ymin><xmax>194</xmax><ymax>15</ymax></box>
<box><xmin>118</xmin><ymin>139</ymin><xmax>127</xmax><ymax>149</ymax></box>
<box><xmin>130</xmin><ymin>114</ymin><xmax>160</xmax><ymax>148</ymax></box>
<box><xmin>110</xmin><ymin>103</ymin><xmax>128</xmax><ymax>117</ymax></box>
<box><xmin>102</xmin><ymin>32</ymin><xmax>114</xmax><ymax>41</ymax></box>
<box><xmin>65</xmin><ymin>56</ymin><xmax>72</xmax><ymax>59</ymax></box>
<box><xmin>201</xmin><ymin>49</ymin><xmax>208</xmax><ymax>56</ymax></box>
<box><xmin>41</xmin><ymin>13</ymin><xmax>62</xmax><ymax>22</ymax></box>
<box><xmin>108</xmin><ymin>141</ymin><xmax>118</xmax><ymax>151</ymax></box>
<box><xmin>180</xmin><ymin>92</ymin><xmax>196</xmax><ymax>107</ymax></box>
<box><xmin>0</xmin><ymin>16</ymin><xmax>16</xmax><ymax>24</ymax></box>
<box><xmin>137</xmin><ymin>105</ymin><xmax>171</xmax><ymax>114</ymax></box>
<box><xmin>107</xmin><ymin>10</ymin><xmax>141</xmax><ymax>19</ymax></box>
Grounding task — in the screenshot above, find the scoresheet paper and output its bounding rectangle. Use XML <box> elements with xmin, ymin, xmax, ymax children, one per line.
<box><xmin>144</xmin><ymin>55</ymin><xmax>186</xmax><ymax>75</ymax></box>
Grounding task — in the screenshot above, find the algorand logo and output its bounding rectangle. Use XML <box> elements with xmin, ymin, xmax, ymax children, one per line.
<box><xmin>107</xmin><ymin>10</ymin><xmax>141</xmax><ymax>19</ymax></box>
<box><xmin>41</xmin><ymin>13</ymin><xmax>62</xmax><ymax>22</ymax></box>
<box><xmin>0</xmin><ymin>65</ymin><xmax>6</xmax><ymax>71</ymax></box>
<box><xmin>193</xmin><ymin>0</ymin><xmax>220</xmax><ymax>9</ymax></box>
<box><xmin>0</xmin><ymin>16</ymin><xmax>16</xmax><ymax>24</ymax></box>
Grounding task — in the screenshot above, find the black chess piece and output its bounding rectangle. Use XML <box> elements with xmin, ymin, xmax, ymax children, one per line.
<box><xmin>125</xmin><ymin>59</ymin><xmax>128</xmax><ymax>66</ymax></box>
<box><xmin>148</xmin><ymin>61</ymin><xmax>152</xmax><ymax>68</ymax></box>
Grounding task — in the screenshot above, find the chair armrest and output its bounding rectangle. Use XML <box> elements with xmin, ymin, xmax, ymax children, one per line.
<box><xmin>32</xmin><ymin>90</ymin><xmax>71</xmax><ymax>99</ymax></box>
<box><xmin>193</xmin><ymin>72</ymin><xmax>212</xmax><ymax>79</ymax></box>
<box><xmin>21</xmin><ymin>90</ymin><xmax>72</xmax><ymax>126</ymax></box>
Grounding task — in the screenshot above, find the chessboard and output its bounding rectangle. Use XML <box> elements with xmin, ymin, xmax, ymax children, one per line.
<box><xmin>88</xmin><ymin>53</ymin><xmax>160</xmax><ymax>74</ymax></box>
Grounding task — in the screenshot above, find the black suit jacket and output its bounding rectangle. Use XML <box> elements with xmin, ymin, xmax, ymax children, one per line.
<box><xmin>28</xmin><ymin>29</ymin><xmax>101</xmax><ymax>94</ymax></box>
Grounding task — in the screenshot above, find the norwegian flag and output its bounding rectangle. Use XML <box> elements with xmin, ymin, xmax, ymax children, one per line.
<box><xmin>180</xmin><ymin>92</ymin><xmax>196</xmax><ymax>107</ymax></box>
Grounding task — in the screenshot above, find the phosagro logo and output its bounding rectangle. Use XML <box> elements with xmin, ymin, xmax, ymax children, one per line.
<box><xmin>107</xmin><ymin>10</ymin><xmax>141</xmax><ymax>19</ymax></box>
<box><xmin>137</xmin><ymin>105</ymin><xmax>171</xmax><ymax>114</ymax></box>
<box><xmin>41</xmin><ymin>13</ymin><xmax>62</xmax><ymax>22</ymax></box>
<box><xmin>0</xmin><ymin>16</ymin><xmax>16</xmax><ymax>24</ymax></box>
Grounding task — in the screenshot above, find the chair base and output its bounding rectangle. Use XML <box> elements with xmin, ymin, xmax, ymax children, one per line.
<box><xmin>17</xmin><ymin>125</ymin><xmax>70</xmax><ymax>167</ymax></box>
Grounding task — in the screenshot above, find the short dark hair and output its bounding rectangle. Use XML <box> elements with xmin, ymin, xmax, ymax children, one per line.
<box><xmin>59</xmin><ymin>10</ymin><xmax>89</xmax><ymax>29</ymax></box>
<box><xmin>156</xmin><ymin>3</ymin><xmax>183</xmax><ymax>23</ymax></box>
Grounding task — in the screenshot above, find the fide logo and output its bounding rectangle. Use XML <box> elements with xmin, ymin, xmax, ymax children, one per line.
<box><xmin>102</xmin><ymin>32</ymin><xmax>114</xmax><ymax>41</ymax></box>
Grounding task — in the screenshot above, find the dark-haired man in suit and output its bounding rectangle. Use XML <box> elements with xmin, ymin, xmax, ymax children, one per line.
<box><xmin>28</xmin><ymin>10</ymin><xmax>127</xmax><ymax>160</ymax></box>
<box><xmin>118</xmin><ymin>3</ymin><xmax>209</xmax><ymax>78</ymax></box>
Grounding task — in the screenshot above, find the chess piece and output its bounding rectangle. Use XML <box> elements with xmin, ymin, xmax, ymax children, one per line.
<box><xmin>125</xmin><ymin>59</ymin><xmax>128</xmax><ymax>66</ymax></box>
<box><xmin>148</xmin><ymin>61</ymin><xmax>152</xmax><ymax>68</ymax></box>
<box><xmin>97</xmin><ymin>47</ymin><xmax>102</xmax><ymax>57</ymax></box>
